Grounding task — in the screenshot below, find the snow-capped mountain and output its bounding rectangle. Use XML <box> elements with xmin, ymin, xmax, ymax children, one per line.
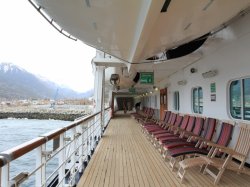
<box><xmin>0</xmin><ymin>62</ymin><xmax>25</xmax><ymax>73</ymax></box>
<box><xmin>0</xmin><ymin>62</ymin><xmax>93</xmax><ymax>100</ymax></box>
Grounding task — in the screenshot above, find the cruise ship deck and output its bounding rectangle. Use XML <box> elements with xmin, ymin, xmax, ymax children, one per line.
<box><xmin>77</xmin><ymin>113</ymin><xmax>250</xmax><ymax>187</ymax></box>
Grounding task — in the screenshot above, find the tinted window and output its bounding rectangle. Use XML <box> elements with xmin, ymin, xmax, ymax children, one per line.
<box><xmin>193</xmin><ymin>87</ymin><xmax>203</xmax><ymax>114</ymax></box>
<box><xmin>230</xmin><ymin>78</ymin><xmax>250</xmax><ymax>120</ymax></box>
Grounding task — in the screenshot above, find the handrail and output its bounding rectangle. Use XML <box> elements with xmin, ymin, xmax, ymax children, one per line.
<box><xmin>0</xmin><ymin>109</ymin><xmax>111</xmax><ymax>168</ymax></box>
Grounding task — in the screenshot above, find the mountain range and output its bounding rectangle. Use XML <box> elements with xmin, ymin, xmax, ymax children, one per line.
<box><xmin>0</xmin><ymin>62</ymin><xmax>93</xmax><ymax>100</ymax></box>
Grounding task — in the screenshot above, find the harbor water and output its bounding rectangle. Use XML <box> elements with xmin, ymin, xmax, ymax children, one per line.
<box><xmin>0</xmin><ymin>119</ymin><xmax>70</xmax><ymax>186</ymax></box>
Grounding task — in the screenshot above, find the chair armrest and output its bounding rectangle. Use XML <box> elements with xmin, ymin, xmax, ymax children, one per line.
<box><xmin>182</xmin><ymin>131</ymin><xmax>196</xmax><ymax>137</ymax></box>
<box><xmin>158</xmin><ymin>120</ymin><xmax>165</xmax><ymax>125</ymax></box>
<box><xmin>218</xmin><ymin>147</ymin><xmax>245</xmax><ymax>158</ymax></box>
<box><xmin>191</xmin><ymin>135</ymin><xmax>208</xmax><ymax>142</ymax></box>
<box><xmin>206</xmin><ymin>142</ymin><xmax>227</xmax><ymax>149</ymax></box>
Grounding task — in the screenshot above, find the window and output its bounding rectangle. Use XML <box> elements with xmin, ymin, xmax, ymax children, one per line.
<box><xmin>230</xmin><ymin>78</ymin><xmax>250</xmax><ymax>120</ymax></box>
<box><xmin>174</xmin><ymin>91</ymin><xmax>180</xmax><ymax>111</ymax></box>
<box><xmin>192</xmin><ymin>87</ymin><xmax>203</xmax><ymax>114</ymax></box>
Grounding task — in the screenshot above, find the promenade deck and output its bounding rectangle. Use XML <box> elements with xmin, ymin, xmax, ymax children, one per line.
<box><xmin>77</xmin><ymin>113</ymin><xmax>250</xmax><ymax>187</ymax></box>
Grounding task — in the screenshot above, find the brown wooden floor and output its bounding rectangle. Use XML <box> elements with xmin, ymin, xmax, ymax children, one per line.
<box><xmin>77</xmin><ymin>114</ymin><xmax>250</xmax><ymax>187</ymax></box>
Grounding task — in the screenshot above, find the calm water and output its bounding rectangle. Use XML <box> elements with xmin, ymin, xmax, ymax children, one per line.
<box><xmin>0</xmin><ymin>119</ymin><xmax>70</xmax><ymax>186</ymax></box>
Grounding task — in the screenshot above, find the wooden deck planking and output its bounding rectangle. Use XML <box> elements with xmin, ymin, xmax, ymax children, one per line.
<box><xmin>77</xmin><ymin>114</ymin><xmax>250</xmax><ymax>187</ymax></box>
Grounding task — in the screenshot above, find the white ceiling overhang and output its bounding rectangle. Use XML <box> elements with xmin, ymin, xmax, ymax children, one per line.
<box><xmin>33</xmin><ymin>0</ymin><xmax>250</xmax><ymax>94</ymax></box>
<box><xmin>34</xmin><ymin>0</ymin><xmax>250</xmax><ymax>64</ymax></box>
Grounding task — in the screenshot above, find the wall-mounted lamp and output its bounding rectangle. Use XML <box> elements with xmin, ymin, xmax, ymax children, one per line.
<box><xmin>177</xmin><ymin>80</ymin><xmax>187</xmax><ymax>86</ymax></box>
<box><xmin>110</xmin><ymin>74</ymin><xmax>120</xmax><ymax>85</ymax></box>
<box><xmin>153</xmin><ymin>86</ymin><xmax>159</xmax><ymax>91</ymax></box>
<box><xmin>202</xmin><ymin>70</ymin><xmax>217</xmax><ymax>78</ymax></box>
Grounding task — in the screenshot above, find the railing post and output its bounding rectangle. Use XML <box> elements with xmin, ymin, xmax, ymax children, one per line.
<box><xmin>87</xmin><ymin>120</ymin><xmax>91</xmax><ymax>157</ymax></box>
<box><xmin>70</xmin><ymin>127</ymin><xmax>77</xmax><ymax>185</ymax></box>
<box><xmin>58</xmin><ymin>133</ymin><xmax>65</xmax><ymax>187</ymax></box>
<box><xmin>1</xmin><ymin>163</ymin><xmax>9</xmax><ymax>187</ymax></box>
<box><xmin>36</xmin><ymin>145</ymin><xmax>46</xmax><ymax>187</ymax></box>
<box><xmin>82</xmin><ymin>125</ymin><xmax>88</xmax><ymax>163</ymax></box>
<box><xmin>77</xmin><ymin>124</ymin><xmax>83</xmax><ymax>174</ymax></box>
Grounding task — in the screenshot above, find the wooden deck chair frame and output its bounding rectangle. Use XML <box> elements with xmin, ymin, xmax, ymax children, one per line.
<box><xmin>168</xmin><ymin>119</ymin><xmax>233</xmax><ymax>171</ymax></box>
<box><xmin>201</xmin><ymin>122</ymin><xmax>250</xmax><ymax>184</ymax></box>
<box><xmin>177</xmin><ymin>122</ymin><xmax>250</xmax><ymax>185</ymax></box>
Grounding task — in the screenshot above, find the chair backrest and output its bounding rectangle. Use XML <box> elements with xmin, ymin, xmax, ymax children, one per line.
<box><xmin>179</xmin><ymin>115</ymin><xmax>189</xmax><ymax>129</ymax></box>
<box><xmin>161</xmin><ymin>111</ymin><xmax>167</xmax><ymax>121</ymax></box>
<box><xmin>175</xmin><ymin>115</ymin><xmax>183</xmax><ymax>127</ymax></box>
<box><xmin>184</xmin><ymin>116</ymin><xmax>196</xmax><ymax>131</ymax></box>
<box><xmin>216</xmin><ymin>122</ymin><xmax>234</xmax><ymax>146</ymax></box>
<box><xmin>203</xmin><ymin>118</ymin><xmax>216</xmax><ymax>140</ymax></box>
<box><xmin>192</xmin><ymin>117</ymin><xmax>204</xmax><ymax>136</ymax></box>
<box><xmin>144</xmin><ymin>107</ymin><xmax>149</xmax><ymax>115</ymax></box>
<box><xmin>148</xmin><ymin>108</ymin><xmax>154</xmax><ymax>117</ymax></box>
<box><xmin>166</xmin><ymin>113</ymin><xmax>173</xmax><ymax>124</ymax></box>
<box><xmin>170</xmin><ymin>113</ymin><xmax>177</xmax><ymax>125</ymax></box>
<box><xmin>164</xmin><ymin>111</ymin><xmax>171</xmax><ymax>123</ymax></box>
<box><xmin>233</xmin><ymin>123</ymin><xmax>250</xmax><ymax>162</ymax></box>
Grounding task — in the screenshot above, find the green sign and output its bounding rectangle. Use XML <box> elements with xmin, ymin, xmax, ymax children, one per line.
<box><xmin>210</xmin><ymin>82</ymin><xmax>216</xmax><ymax>93</ymax></box>
<box><xmin>140</xmin><ymin>72</ymin><xmax>154</xmax><ymax>84</ymax></box>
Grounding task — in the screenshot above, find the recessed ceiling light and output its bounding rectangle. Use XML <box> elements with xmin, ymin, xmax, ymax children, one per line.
<box><xmin>85</xmin><ymin>0</ymin><xmax>91</xmax><ymax>8</ymax></box>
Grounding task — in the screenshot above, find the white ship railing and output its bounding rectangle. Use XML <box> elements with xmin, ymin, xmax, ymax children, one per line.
<box><xmin>0</xmin><ymin>107</ymin><xmax>111</xmax><ymax>187</ymax></box>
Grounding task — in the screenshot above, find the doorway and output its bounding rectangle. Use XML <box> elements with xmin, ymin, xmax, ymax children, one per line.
<box><xmin>160</xmin><ymin>88</ymin><xmax>168</xmax><ymax>120</ymax></box>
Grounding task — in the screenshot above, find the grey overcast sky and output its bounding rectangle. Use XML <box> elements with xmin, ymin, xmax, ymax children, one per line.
<box><xmin>0</xmin><ymin>0</ymin><xmax>96</xmax><ymax>92</ymax></box>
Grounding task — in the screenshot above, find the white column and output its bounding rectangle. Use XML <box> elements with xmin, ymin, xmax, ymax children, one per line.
<box><xmin>94</xmin><ymin>66</ymin><xmax>105</xmax><ymax>113</ymax></box>
<box><xmin>93</xmin><ymin>66</ymin><xmax>105</xmax><ymax>134</ymax></box>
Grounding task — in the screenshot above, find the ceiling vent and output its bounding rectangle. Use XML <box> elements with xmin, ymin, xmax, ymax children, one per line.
<box><xmin>202</xmin><ymin>70</ymin><xmax>217</xmax><ymax>78</ymax></box>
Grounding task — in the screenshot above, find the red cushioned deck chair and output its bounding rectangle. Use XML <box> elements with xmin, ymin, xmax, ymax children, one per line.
<box><xmin>152</xmin><ymin>115</ymin><xmax>189</xmax><ymax>148</ymax></box>
<box><xmin>142</xmin><ymin>110</ymin><xmax>170</xmax><ymax>129</ymax></box>
<box><xmin>144</xmin><ymin>112</ymin><xmax>176</xmax><ymax>135</ymax></box>
<box><xmin>137</xmin><ymin>108</ymin><xmax>155</xmax><ymax>124</ymax></box>
<box><xmin>167</xmin><ymin>120</ymin><xmax>233</xmax><ymax>170</ymax></box>
<box><xmin>142</xmin><ymin>111</ymin><xmax>171</xmax><ymax>137</ymax></box>
<box><xmin>161</xmin><ymin>117</ymin><xmax>204</xmax><ymax>152</ymax></box>
<box><xmin>131</xmin><ymin>107</ymin><xmax>149</xmax><ymax>121</ymax></box>
<box><xmin>157</xmin><ymin>116</ymin><xmax>197</xmax><ymax>153</ymax></box>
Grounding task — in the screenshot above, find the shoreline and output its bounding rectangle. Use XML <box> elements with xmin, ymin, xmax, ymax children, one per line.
<box><xmin>0</xmin><ymin>104</ymin><xmax>93</xmax><ymax>121</ymax></box>
<box><xmin>0</xmin><ymin>112</ymin><xmax>85</xmax><ymax>121</ymax></box>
